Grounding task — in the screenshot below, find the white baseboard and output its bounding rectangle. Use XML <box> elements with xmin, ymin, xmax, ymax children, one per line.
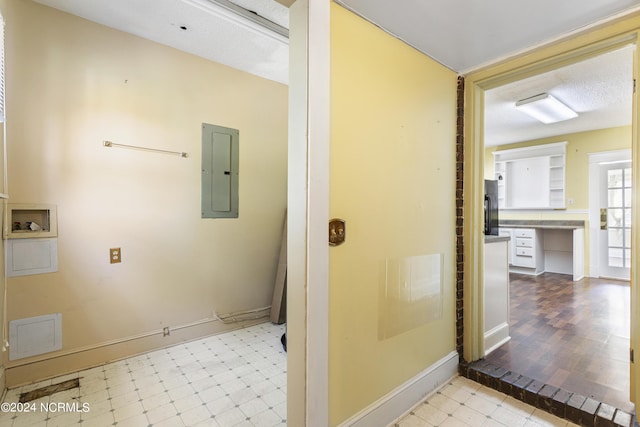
<box><xmin>484</xmin><ymin>322</ymin><xmax>510</xmax><ymax>356</ymax></box>
<box><xmin>5</xmin><ymin>315</ymin><xmax>268</xmax><ymax>388</ymax></box>
<box><xmin>337</xmin><ymin>351</ymin><xmax>459</xmax><ymax>427</ymax></box>
<box><xmin>508</xmin><ymin>266</ymin><xmax>544</xmax><ymax>276</ymax></box>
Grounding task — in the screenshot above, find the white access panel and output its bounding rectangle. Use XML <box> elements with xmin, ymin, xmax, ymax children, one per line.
<box><xmin>6</xmin><ymin>238</ymin><xmax>58</xmax><ymax>277</ymax></box>
<box><xmin>9</xmin><ymin>313</ymin><xmax>62</xmax><ymax>360</ymax></box>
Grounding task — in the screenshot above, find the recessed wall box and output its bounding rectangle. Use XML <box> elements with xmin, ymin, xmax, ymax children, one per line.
<box><xmin>6</xmin><ymin>204</ymin><xmax>58</xmax><ymax>239</ymax></box>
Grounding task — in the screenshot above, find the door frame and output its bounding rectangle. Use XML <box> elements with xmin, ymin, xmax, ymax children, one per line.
<box><xmin>588</xmin><ymin>149</ymin><xmax>632</xmax><ymax>279</ymax></box>
<box><xmin>287</xmin><ymin>0</ymin><xmax>330</xmax><ymax>426</ymax></box>
<box><xmin>463</xmin><ymin>23</ymin><xmax>640</xmax><ymax>406</ymax></box>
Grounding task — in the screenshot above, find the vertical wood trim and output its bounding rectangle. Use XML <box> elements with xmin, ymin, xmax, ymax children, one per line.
<box><xmin>306</xmin><ymin>0</ymin><xmax>330</xmax><ymax>425</ymax></box>
<box><xmin>629</xmin><ymin>36</ymin><xmax>639</xmax><ymax>407</ymax></box>
<box><xmin>463</xmin><ymin>81</ymin><xmax>486</xmax><ymax>363</ymax></box>
<box><xmin>287</xmin><ymin>1</ymin><xmax>309</xmax><ymax>425</ymax></box>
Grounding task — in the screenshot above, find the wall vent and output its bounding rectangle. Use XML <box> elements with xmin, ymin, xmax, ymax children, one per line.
<box><xmin>9</xmin><ymin>314</ymin><xmax>62</xmax><ymax>360</ymax></box>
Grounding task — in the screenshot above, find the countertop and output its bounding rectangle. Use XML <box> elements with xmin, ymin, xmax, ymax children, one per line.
<box><xmin>484</xmin><ymin>235</ymin><xmax>510</xmax><ymax>243</ymax></box>
<box><xmin>499</xmin><ymin>219</ymin><xmax>585</xmax><ymax>230</ymax></box>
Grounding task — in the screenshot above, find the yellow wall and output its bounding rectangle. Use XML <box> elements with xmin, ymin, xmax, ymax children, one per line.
<box><xmin>330</xmin><ymin>4</ymin><xmax>457</xmax><ymax>425</ymax></box>
<box><xmin>3</xmin><ymin>0</ymin><xmax>287</xmax><ymax>385</ymax></box>
<box><xmin>485</xmin><ymin>126</ymin><xmax>631</xmax><ymax>210</ymax></box>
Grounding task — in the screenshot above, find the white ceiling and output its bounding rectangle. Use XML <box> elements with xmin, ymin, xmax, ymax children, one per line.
<box><xmin>29</xmin><ymin>0</ymin><xmax>640</xmax><ymax>144</ymax></box>
<box><xmin>334</xmin><ymin>0</ymin><xmax>639</xmax><ymax>147</ymax></box>
<box><xmin>336</xmin><ymin>0</ymin><xmax>640</xmax><ymax>73</ymax></box>
<box><xmin>33</xmin><ymin>0</ymin><xmax>290</xmax><ymax>84</ymax></box>
<box><xmin>484</xmin><ymin>46</ymin><xmax>634</xmax><ymax>146</ymax></box>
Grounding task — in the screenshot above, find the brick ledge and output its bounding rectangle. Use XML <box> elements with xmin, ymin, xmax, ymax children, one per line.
<box><xmin>460</xmin><ymin>360</ymin><xmax>635</xmax><ymax>427</ymax></box>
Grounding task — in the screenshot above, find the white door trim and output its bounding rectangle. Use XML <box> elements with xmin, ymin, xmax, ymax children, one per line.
<box><xmin>288</xmin><ymin>0</ymin><xmax>330</xmax><ymax>425</ymax></box>
<box><xmin>588</xmin><ymin>149</ymin><xmax>631</xmax><ymax>278</ymax></box>
<box><xmin>306</xmin><ymin>0</ymin><xmax>330</xmax><ymax>425</ymax></box>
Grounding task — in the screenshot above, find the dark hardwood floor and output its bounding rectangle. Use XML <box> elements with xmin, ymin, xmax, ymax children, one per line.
<box><xmin>484</xmin><ymin>272</ymin><xmax>633</xmax><ymax>413</ymax></box>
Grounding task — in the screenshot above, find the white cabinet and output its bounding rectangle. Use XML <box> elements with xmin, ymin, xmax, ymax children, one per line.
<box><xmin>484</xmin><ymin>238</ymin><xmax>510</xmax><ymax>356</ymax></box>
<box><xmin>493</xmin><ymin>142</ymin><xmax>566</xmax><ymax>209</ymax></box>
<box><xmin>501</xmin><ymin>222</ymin><xmax>585</xmax><ymax>280</ymax></box>
<box><xmin>509</xmin><ymin>228</ymin><xmax>544</xmax><ymax>275</ymax></box>
<box><xmin>513</xmin><ymin>228</ymin><xmax>535</xmax><ymax>267</ymax></box>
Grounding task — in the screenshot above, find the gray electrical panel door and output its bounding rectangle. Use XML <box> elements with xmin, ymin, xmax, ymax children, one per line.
<box><xmin>202</xmin><ymin>123</ymin><xmax>239</xmax><ymax>218</ymax></box>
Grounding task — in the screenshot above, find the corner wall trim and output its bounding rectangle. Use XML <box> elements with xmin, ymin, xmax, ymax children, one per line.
<box><xmin>337</xmin><ymin>351</ymin><xmax>459</xmax><ymax>427</ymax></box>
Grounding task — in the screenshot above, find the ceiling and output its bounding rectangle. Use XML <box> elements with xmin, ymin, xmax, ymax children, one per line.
<box><xmin>33</xmin><ymin>0</ymin><xmax>291</xmax><ymax>84</ymax></box>
<box><xmin>334</xmin><ymin>0</ymin><xmax>639</xmax><ymax>146</ymax></box>
<box><xmin>484</xmin><ymin>46</ymin><xmax>634</xmax><ymax>146</ymax></box>
<box><xmin>336</xmin><ymin>0</ymin><xmax>640</xmax><ymax>73</ymax></box>
<box><xmin>30</xmin><ymin>0</ymin><xmax>640</xmax><ymax>144</ymax></box>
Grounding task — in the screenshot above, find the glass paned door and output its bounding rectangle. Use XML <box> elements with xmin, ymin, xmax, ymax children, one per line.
<box><xmin>600</xmin><ymin>162</ymin><xmax>631</xmax><ymax>279</ymax></box>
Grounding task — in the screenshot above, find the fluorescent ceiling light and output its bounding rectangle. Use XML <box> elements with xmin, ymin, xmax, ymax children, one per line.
<box><xmin>515</xmin><ymin>93</ymin><xmax>578</xmax><ymax>124</ymax></box>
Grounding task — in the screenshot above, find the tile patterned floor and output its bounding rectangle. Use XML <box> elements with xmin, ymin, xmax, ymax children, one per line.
<box><xmin>0</xmin><ymin>322</ymin><xmax>286</xmax><ymax>427</ymax></box>
<box><xmin>396</xmin><ymin>376</ymin><xmax>581</xmax><ymax>427</ymax></box>
<box><xmin>0</xmin><ymin>320</ymin><xmax>591</xmax><ymax>427</ymax></box>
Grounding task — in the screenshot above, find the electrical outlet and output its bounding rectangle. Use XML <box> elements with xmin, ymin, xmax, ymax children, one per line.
<box><xmin>163</xmin><ymin>327</ymin><xmax>170</xmax><ymax>337</ymax></box>
<box><xmin>110</xmin><ymin>248</ymin><xmax>121</xmax><ymax>264</ymax></box>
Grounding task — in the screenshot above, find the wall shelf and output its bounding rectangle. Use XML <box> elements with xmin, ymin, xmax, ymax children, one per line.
<box><xmin>493</xmin><ymin>142</ymin><xmax>567</xmax><ymax>210</ymax></box>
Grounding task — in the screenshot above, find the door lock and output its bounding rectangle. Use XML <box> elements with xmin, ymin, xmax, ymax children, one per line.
<box><xmin>600</xmin><ymin>208</ymin><xmax>607</xmax><ymax>230</ymax></box>
<box><xmin>329</xmin><ymin>218</ymin><xmax>346</xmax><ymax>246</ymax></box>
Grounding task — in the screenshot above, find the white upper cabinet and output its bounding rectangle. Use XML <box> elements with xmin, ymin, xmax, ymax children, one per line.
<box><xmin>493</xmin><ymin>142</ymin><xmax>567</xmax><ymax>210</ymax></box>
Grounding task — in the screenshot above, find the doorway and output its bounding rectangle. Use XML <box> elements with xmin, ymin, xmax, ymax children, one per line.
<box><xmin>599</xmin><ymin>160</ymin><xmax>632</xmax><ymax>280</ymax></box>
<box><xmin>477</xmin><ymin>43</ymin><xmax>634</xmax><ymax>412</ymax></box>
<box><xmin>589</xmin><ymin>150</ymin><xmax>633</xmax><ymax>281</ymax></box>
